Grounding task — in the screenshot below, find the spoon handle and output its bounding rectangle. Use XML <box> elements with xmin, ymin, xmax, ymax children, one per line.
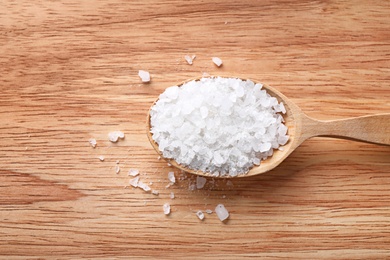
<box><xmin>302</xmin><ymin>113</ymin><xmax>390</xmax><ymax>145</ymax></box>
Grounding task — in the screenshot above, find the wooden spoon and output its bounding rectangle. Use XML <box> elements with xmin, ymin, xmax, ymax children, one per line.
<box><xmin>146</xmin><ymin>78</ymin><xmax>390</xmax><ymax>178</ymax></box>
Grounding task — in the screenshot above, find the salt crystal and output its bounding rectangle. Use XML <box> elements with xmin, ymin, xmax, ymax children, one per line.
<box><xmin>138</xmin><ymin>70</ymin><xmax>150</xmax><ymax>82</ymax></box>
<box><xmin>215</xmin><ymin>204</ymin><xmax>229</xmax><ymax>221</ymax></box>
<box><xmin>157</xmin><ymin>156</ymin><xmax>161</xmax><ymax>160</ymax></box>
<box><xmin>189</xmin><ymin>184</ymin><xmax>196</xmax><ymax>191</ymax></box>
<box><xmin>98</xmin><ymin>156</ymin><xmax>105</xmax><ymax>161</ymax></box>
<box><xmin>129</xmin><ymin>176</ymin><xmax>140</xmax><ymax>187</ymax></box>
<box><xmin>226</xmin><ymin>180</ymin><xmax>234</xmax><ymax>187</ymax></box>
<box><xmin>168</xmin><ymin>172</ymin><xmax>175</xmax><ymax>183</ymax></box>
<box><xmin>89</xmin><ymin>138</ymin><xmax>97</xmax><ymax>148</ymax></box>
<box><xmin>205</xmin><ymin>209</ymin><xmax>213</xmax><ymax>214</ymax></box>
<box><xmin>196</xmin><ymin>176</ymin><xmax>207</xmax><ymax>189</ymax></box>
<box><xmin>128</xmin><ymin>169</ymin><xmax>139</xmax><ymax>176</ymax></box>
<box><xmin>152</xmin><ymin>190</ymin><xmax>159</xmax><ymax>195</ymax></box>
<box><xmin>196</xmin><ymin>210</ymin><xmax>205</xmax><ymax>220</ymax></box>
<box><xmin>115</xmin><ymin>165</ymin><xmax>120</xmax><ymax>174</ymax></box>
<box><xmin>212</xmin><ymin>57</ymin><xmax>223</xmax><ymax>67</ymax></box>
<box><xmin>138</xmin><ymin>181</ymin><xmax>151</xmax><ymax>192</ymax></box>
<box><xmin>108</xmin><ymin>131</ymin><xmax>125</xmax><ymax>143</ymax></box>
<box><xmin>116</xmin><ymin>160</ymin><xmax>120</xmax><ymax>164</ymax></box>
<box><xmin>170</xmin><ymin>192</ymin><xmax>175</xmax><ymax>199</ymax></box>
<box><xmin>163</xmin><ymin>203</ymin><xmax>170</xmax><ymax>215</ymax></box>
<box><xmin>184</xmin><ymin>55</ymin><xmax>196</xmax><ymax>65</ymax></box>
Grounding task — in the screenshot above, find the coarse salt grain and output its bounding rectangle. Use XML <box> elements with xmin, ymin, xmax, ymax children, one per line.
<box><xmin>184</xmin><ymin>55</ymin><xmax>196</xmax><ymax>65</ymax></box>
<box><xmin>163</xmin><ymin>203</ymin><xmax>170</xmax><ymax>215</ymax></box>
<box><xmin>170</xmin><ymin>192</ymin><xmax>175</xmax><ymax>199</ymax></box>
<box><xmin>128</xmin><ymin>169</ymin><xmax>139</xmax><ymax>176</ymax></box>
<box><xmin>168</xmin><ymin>172</ymin><xmax>175</xmax><ymax>183</ymax></box>
<box><xmin>98</xmin><ymin>156</ymin><xmax>105</xmax><ymax>161</ymax></box>
<box><xmin>149</xmin><ymin>77</ymin><xmax>289</xmax><ymax>177</ymax></box>
<box><xmin>129</xmin><ymin>176</ymin><xmax>140</xmax><ymax>187</ymax></box>
<box><xmin>205</xmin><ymin>209</ymin><xmax>213</xmax><ymax>214</ymax></box>
<box><xmin>196</xmin><ymin>176</ymin><xmax>207</xmax><ymax>189</ymax></box>
<box><xmin>152</xmin><ymin>190</ymin><xmax>159</xmax><ymax>195</ymax></box>
<box><xmin>115</xmin><ymin>165</ymin><xmax>120</xmax><ymax>174</ymax></box>
<box><xmin>108</xmin><ymin>131</ymin><xmax>125</xmax><ymax>143</ymax></box>
<box><xmin>138</xmin><ymin>70</ymin><xmax>150</xmax><ymax>82</ymax></box>
<box><xmin>215</xmin><ymin>204</ymin><xmax>229</xmax><ymax>221</ymax></box>
<box><xmin>89</xmin><ymin>138</ymin><xmax>97</xmax><ymax>148</ymax></box>
<box><xmin>196</xmin><ymin>210</ymin><xmax>205</xmax><ymax>220</ymax></box>
<box><xmin>138</xmin><ymin>181</ymin><xmax>151</xmax><ymax>192</ymax></box>
<box><xmin>212</xmin><ymin>57</ymin><xmax>223</xmax><ymax>67</ymax></box>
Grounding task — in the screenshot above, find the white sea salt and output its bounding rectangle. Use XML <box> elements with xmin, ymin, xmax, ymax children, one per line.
<box><xmin>196</xmin><ymin>176</ymin><xmax>207</xmax><ymax>189</ymax></box>
<box><xmin>108</xmin><ymin>131</ymin><xmax>125</xmax><ymax>143</ymax></box>
<box><xmin>115</xmin><ymin>165</ymin><xmax>120</xmax><ymax>174</ymax></box>
<box><xmin>170</xmin><ymin>192</ymin><xmax>175</xmax><ymax>199</ymax></box>
<box><xmin>138</xmin><ymin>181</ymin><xmax>151</xmax><ymax>192</ymax></box>
<box><xmin>89</xmin><ymin>138</ymin><xmax>97</xmax><ymax>148</ymax></box>
<box><xmin>98</xmin><ymin>156</ymin><xmax>105</xmax><ymax>161</ymax></box>
<box><xmin>168</xmin><ymin>172</ymin><xmax>175</xmax><ymax>183</ymax></box>
<box><xmin>150</xmin><ymin>77</ymin><xmax>289</xmax><ymax>177</ymax></box>
<box><xmin>196</xmin><ymin>210</ymin><xmax>205</xmax><ymax>220</ymax></box>
<box><xmin>138</xmin><ymin>70</ymin><xmax>150</xmax><ymax>82</ymax></box>
<box><xmin>152</xmin><ymin>190</ymin><xmax>159</xmax><ymax>195</ymax></box>
<box><xmin>129</xmin><ymin>176</ymin><xmax>140</xmax><ymax>187</ymax></box>
<box><xmin>212</xmin><ymin>57</ymin><xmax>223</xmax><ymax>67</ymax></box>
<box><xmin>205</xmin><ymin>209</ymin><xmax>213</xmax><ymax>214</ymax></box>
<box><xmin>163</xmin><ymin>203</ymin><xmax>171</xmax><ymax>215</ymax></box>
<box><xmin>184</xmin><ymin>55</ymin><xmax>196</xmax><ymax>65</ymax></box>
<box><xmin>215</xmin><ymin>204</ymin><xmax>229</xmax><ymax>221</ymax></box>
<box><xmin>128</xmin><ymin>169</ymin><xmax>140</xmax><ymax>176</ymax></box>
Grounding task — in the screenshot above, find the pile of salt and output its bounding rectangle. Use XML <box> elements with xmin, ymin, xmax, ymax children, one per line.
<box><xmin>150</xmin><ymin>77</ymin><xmax>289</xmax><ymax>177</ymax></box>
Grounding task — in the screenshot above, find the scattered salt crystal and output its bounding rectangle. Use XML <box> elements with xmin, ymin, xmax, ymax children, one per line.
<box><xmin>138</xmin><ymin>181</ymin><xmax>151</xmax><ymax>192</ymax></box>
<box><xmin>163</xmin><ymin>203</ymin><xmax>171</xmax><ymax>215</ymax></box>
<box><xmin>98</xmin><ymin>156</ymin><xmax>105</xmax><ymax>161</ymax></box>
<box><xmin>108</xmin><ymin>131</ymin><xmax>125</xmax><ymax>143</ymax></box>
<box><xmin>168</xmin><ymin>172</ymin><xmax>176</xmax><ymax>183</ymax></box>
<box><xmin>138</xmin><ymin>70</ymin><xmax>150</xmax><ymax>82</ymax></box>
<box><xmin>184</xmin><ymin>55</ymin><xmax>196</xmax><ymax>65</ymax></box>
<box><xmin>205</xmin><ymin>209</ymin><xmax>213</xmax><ymax>214</ymax></box>
<box><xmin>226</xmin><ymin>180</ymin><xmax>234</xmax><ymax>187</ymax></box>
<box><xmin>128</xmin><ymin>169</ymin><xmax>139</xmax><ymax>176</ymax></box>
<box><xmin>116</xmin><ymin>160</ymin><xmax>120</xmax><ymax>164</ymax></box>
<box><xmin>189</xmin><ymin>184</ymin><xmax>196</xmax><ymax>191</ymax></box>
<box><xmin>157</xmin><ymin>156</ymin><xmax>161</xmax><ymax>160</ymax></box>
<box><xmin>215</xmin><ymin>204</ymin><xmax>229</xmax><ymax>221</ymax></box>
<box><xmin>129</xmin><ymin>176</ymin><xmax>140</xmax><ymax>187</ymax></box>
<box><xmin>152</xmin><ymin>190</ymin><xmax>159</xmax><ymax>195</ymax></box>
<box><xmin>196</xmin><ymin>210</ymin><xmax>205</xmax><ymax>220</ymax></box>
<box><xmin>170</xmin><ymin>192</ymin><xmax>175</xmax><ymax>199</ymax></box>
<box><xmin>167</xmin><ymin>163</ymin><xmax>172</xmax><ymax>167</ymax></box>
<box><xmin>196</xmin><ymin>176</ymin><xmax>207</xmax><ymax>189</ymax></box>
<box><xmin>212</xmin><ymin>57</ymin><xmax>223</xmax><ymax>67</ymax></box>
<box><xmin>115</xmin><ymin>165</ymin><xmax>120</xmax><ymax>174</ymax></box>
<box><xmin>165</xmin><ymin>183</ymin><xmax>172</xmax><ymax>189</ymax></box>
<box><xmin>89</xmin><ymin>138</ymin><xmax>97</xmax><ymax>148</ymax></box>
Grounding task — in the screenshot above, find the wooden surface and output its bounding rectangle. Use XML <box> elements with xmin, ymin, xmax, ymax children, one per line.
<box><xmin>1</xmin><ymin>0</ymin><xmax>390</xmax><ymax>258</ymax></box>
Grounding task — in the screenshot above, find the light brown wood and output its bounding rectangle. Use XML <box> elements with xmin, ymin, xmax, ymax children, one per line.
<box><xmin>147</xmin><ymin>79</ymin><xmax>390</xmax><ymax>177</ymax></box>
<box><xmin>1</xmin><ymin>0</ymin><xmax>390</xmax><ymax>258</ymax></box>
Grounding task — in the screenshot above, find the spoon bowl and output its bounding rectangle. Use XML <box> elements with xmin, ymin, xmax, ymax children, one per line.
<box><xmin>147</xmin><ymin>77</ymin><xmax>390</xmax><ymax>178</ymax></box>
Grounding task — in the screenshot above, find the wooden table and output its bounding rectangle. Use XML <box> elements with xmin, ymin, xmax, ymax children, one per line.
<box><xmin>1</xmin><ymin>0</ymin><xmax>389</xmax><ymax>258</ymax></box>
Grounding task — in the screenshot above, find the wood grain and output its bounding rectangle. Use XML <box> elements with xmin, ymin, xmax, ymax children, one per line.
<box><xmin>1</xmin><ymin>0</ymin><xmax>390</xmax><ymax>259</ymax></box>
